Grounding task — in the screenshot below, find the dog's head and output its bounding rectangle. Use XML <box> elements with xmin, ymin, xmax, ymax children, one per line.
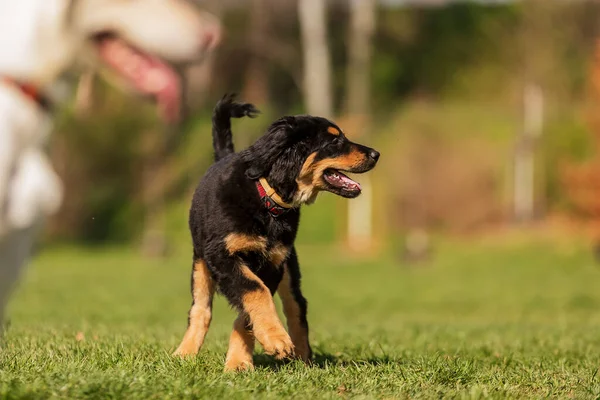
<box><xmin>74</xmin><ymin>0</ymin><xmax>221</xmax><ymax>121</ymax></box>
<box><xmin>0</xmin><ymin>0</ymin><xmax>220</xmax><ymax>121</ymax></box>
<box><xmin>242</xmin><ymin>116</ymin><xmax>380</xmax><ymax>206</ymax></box>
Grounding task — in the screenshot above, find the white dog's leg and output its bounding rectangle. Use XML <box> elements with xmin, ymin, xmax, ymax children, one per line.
<box><xmin>0</xmin><ymin>148</ymin><xmax>59</xmax><ymax>331</ymax></box>
<box><xmin>0</xmin><ymin>225</ymin><xmax>37</xmax><ymax>334</ymax></box>
<box><xmin>0</xmin><ymin>110</ymin><xmax>19</xmax><ymax>238</ymax></box>
<box><xmin>0</xmin><ymin>83</ymin><xmax>51</xmax><ymax>237</ymax></box>
<box><xmin>6</xmin><ymin>149</ymin><xmax>63</xmax><ymax>231</ymax></box>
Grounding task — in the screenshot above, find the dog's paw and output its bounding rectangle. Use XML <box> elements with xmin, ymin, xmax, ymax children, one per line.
<box><xmin>259</xmin><ymin>332</ymin><xmax>295</xmax><ymax>360</ymax></box>
<box><xmin>293</xmin><ymin>341</ymin><xmax>312</xmax><ymax>363</ymax></box>
<box><xmin>224</xmin><ymin>357</ymin><xmax>254</xmax><ymax>372</ymax></box>
<box><xmin>172</xmin><ymin>343</ymin><xmax>199</xmax><ymax>358</ymax></box>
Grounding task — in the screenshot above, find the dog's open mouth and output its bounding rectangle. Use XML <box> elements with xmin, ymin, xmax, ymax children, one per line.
<box><xmin>94</xmin><ymin>33</ymin><xmax>181</xmax><ymax>122</ymax></box>
<box><xmin>322</xmin><ymin>169</ymin><xmax>362</xmax><ymax>197</ymax></box>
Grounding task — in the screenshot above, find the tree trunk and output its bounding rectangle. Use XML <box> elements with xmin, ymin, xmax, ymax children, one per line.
<box><xmin>139</xmin><ymin>129</ymin><xmax>169</xmax><ymax>258</ymax></box>
<box><xmin>242</xmin><ymin>0</ymin><xmax>271</xmax><ymax>107</ymax></box>
<box><xmin>73</xmin><ymin>71</ymin><xmax>95</xmax><ymax>117</ymax></box>
<box><xmin>345</xmin><ymin>0</ymin><xmax>376</xmax><ymax>251</ymax></box>
<box><xmin>514</xmin><ymin>0</ymin><xmax>551</xmax><ymax>224</ymax></box>
<box><xmin>184</xmin><ymin>0</ymin><xmax>221</xmax><ymax>109</ymax></box>
<box><xmin>298</xmin><ymin>0</ymin><xmax>333</xmax><ymax>118</ymax></box>
<box><xmin>345</xmin><ymin>0</ymin><xmax>376</xmax><ymax>117</ymax></box>
<box><xmin>513</xmin><ymin>83</ymin><xmax>543</xmax><ymax>223</ymax></box>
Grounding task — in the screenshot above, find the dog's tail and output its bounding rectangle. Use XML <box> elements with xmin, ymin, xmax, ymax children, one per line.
<box><xmin>212</xmin><ymin>93</ymin><xmax>260</xmax><ymax>162</ymax></box>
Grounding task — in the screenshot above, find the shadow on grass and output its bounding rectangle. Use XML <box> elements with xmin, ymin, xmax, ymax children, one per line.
<box><xmin>252</xmin><ymin>352</ymin><xmax>398</xmax><ymax>370</ymax></box>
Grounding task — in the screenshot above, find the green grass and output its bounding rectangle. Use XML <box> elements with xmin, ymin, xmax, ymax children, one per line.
<box><xmin>2</xmin><ymin>238</ymin><xmax>600</xmax><ymax>399</ymax></box>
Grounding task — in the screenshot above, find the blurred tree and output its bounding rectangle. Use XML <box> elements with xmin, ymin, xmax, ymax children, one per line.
<box><xmin>139</xmin><ymin>126</ymin><xmax>169</xmax><ymax>258</ymax></box>
<box><xmin>42</xmin><ymin>1</ymin><xmax>600</xmax><ymax>247</ymax></box>
<box><xmin>73</xmin><ymin>71</ymin><xmax>95</xmax><ymax>116</ymax></box>
<box><xmin>514</xmin><ymin>1</ymin><xmax>595</xmax><ymax>222</ymax></box>
<box><xmin>49</xmin><ymin>88</ymin><xmax>152</xmax><ymax>244</ymax></box>
<box><xmin>345</xmin><ymin>0</ymin><xmax>375</xmax><ymax>117</ymax></box>
<box><xmin>185</xmin><ymin>0</ymin><xmax>221</xmax><ymax>109</ymax></box>
<box><xmin>345</xmin><ymin>0</ymin><xmax>377</xmax><ymax>251</ymax></box>
<box><xmin>298</xmin><ymin>0</ymin><xmax>333</xmax><ymax>117</ymax></box>
<box><xmin>140</xmin><ymin>0</ymin><xmax>222</xmax><ymax>258</ymax></box>
<box><xmin>242</xmin><ymin>0</ymin><xmax>271</xmax><ymax>106</ymax></box>
<box><xmin>513</xmin><ymin>83</ymin><xmax>543</xmax><ymax>224</ymax></box>
<box><xmin>562</xmin><ymin>38</ymin><xmax>600</xmax><ymax>246</ymax></box>
<box><xmin>513</xmin><ymin>0</ymin><xmax>552</xmax><ymax>224</ymax></box>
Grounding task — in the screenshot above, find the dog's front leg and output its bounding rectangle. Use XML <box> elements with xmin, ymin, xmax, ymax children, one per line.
<box><xmin>238</xmin><ymin>264</ymin><xmax>294</xmax><ymax>359</ymax></box>
<box><xmin>277</xmin><ymin>247</ymin><xmax>312</xmax><ymax>363</ymax></box>
<box><xmin>218</xmin><ymin>259</ymin><xmax>295</xmax><ymax>365</ymax></box>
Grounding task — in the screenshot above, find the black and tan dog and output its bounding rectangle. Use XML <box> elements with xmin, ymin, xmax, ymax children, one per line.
<box><xmin>173</xmin><ymin>94</ymin><xmax>380</xmax><ymax>371</ymax></box>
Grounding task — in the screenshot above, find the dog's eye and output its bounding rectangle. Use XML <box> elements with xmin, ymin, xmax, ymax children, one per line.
<box><xmin>332</xmin><ymin>135</ymin><xmax>343</xmax><ymax>144</ymax></box>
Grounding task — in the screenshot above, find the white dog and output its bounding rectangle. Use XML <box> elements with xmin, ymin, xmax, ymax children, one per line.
<box><xmin>0</xmin><ymin>0</ymin><xmax>221</xmax><ymax>327</ymax></box>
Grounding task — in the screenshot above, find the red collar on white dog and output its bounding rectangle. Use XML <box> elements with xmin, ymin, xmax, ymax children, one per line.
<box><xmin>1</xmin><ymin>77</ymin><xmax>52</xmax><ymax>111</ymax></box>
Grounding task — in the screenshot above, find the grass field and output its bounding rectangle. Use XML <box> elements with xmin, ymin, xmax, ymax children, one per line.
<box><xmin>1</xmin><ymin>237</ymin><xmax>600</xmax><ymax>399</ymax></box>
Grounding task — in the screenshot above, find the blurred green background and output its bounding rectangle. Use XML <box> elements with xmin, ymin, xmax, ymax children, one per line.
<box><xmin>42</xmin><ymin>0</ymin><xmax>600</xmax><ymax>257</ymax></box>
<box><xmin>4</xmin><ymin>2</ymin><xmax>600</xmax><ymax>397</ymax></box>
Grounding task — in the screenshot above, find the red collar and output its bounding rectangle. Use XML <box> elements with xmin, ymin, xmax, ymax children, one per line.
<box><xmin>1</xmin><ymin>77</ymin><xmax>52</xmax><ymax>111</ymax></box>
<box><xmin>256</xmin><ymin>178</ymin><xmax>293</xmax><ymax>217</ymax></box>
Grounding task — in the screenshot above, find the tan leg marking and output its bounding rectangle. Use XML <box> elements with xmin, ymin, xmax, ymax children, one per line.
<box><xmin>268</xmin><ymin>242</ymin><xmax>290</xmax><ymax>268</ymax></box>
<box><xmin>224</xmin><ymin>233</ymin><xmax>268</xmax><ymax>255</ymax></box>
<box><xmin>224</xmin><ymin>314</ymin><xmax>255</xmax><ymax>372</ymax></box>
<box><xmin>240</xmin><ymin>265</ymin><xmax>295</xmax><ymax>359</ymax></box>
<box><xmin>173</xmin><ymin>260</ymin><xmax>214</xmax><ymax>357</ymax></box>
<box><xmin>278</xmin><ymin>265</ymin><xmax>311</xmax><ymax>362</ymax></box>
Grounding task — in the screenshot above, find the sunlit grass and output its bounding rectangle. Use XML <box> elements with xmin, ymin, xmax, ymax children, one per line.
<box><xmin>1</xmin><ymin>238</ymin><xmax>600</xmax><ymax>398</ymax></box>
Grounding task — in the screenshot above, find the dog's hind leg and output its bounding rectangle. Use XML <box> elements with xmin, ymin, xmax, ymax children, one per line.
<box><xmin>173</xmin><ymin>259</ymin><xmax>214</xmax><ymax>356</ymax></box>
<box><xmin>277</xmin><ymin>247</ymin><xmax>312</xmax><ymax>362</ymax></box>
<box><xmin>224</xmin><ymin>313</ymin><xmax>255</xmax><ymax>372</ymax></box>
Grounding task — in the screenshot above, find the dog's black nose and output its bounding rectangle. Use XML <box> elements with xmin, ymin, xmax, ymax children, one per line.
<box><xmin>369</xmin><ymin>149</ymin><xmax>380</xmax><ymax>162</ymax></box>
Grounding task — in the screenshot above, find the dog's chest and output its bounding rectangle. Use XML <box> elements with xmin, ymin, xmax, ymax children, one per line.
<box><xmin>255</xmin><ymin>240</ymin><xmax>290</xmax><ymax>292</ymax></box>
<box><xmin>0</xmin><ymin>83</ymin><xmax>52</xmax><ymax>146</ymax></box>
<box><xmin>0</xmin><ymin>84</ymin><xmax>62</xmax><ymax>234</ymax></box>
<box><xmin>264</xmin><ymin>239</ymin><xmax>291</xmax><ymax>269</ymax></box>
<box><xmin>228</xmin><ymin>236</ymin><xmax>289</xmax><ymax>293</ymax></box>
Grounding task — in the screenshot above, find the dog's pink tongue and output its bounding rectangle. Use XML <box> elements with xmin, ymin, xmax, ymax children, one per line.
<box><xmin>146</xmin><ymin>66</ymin><xmax>180</xmax><ymax>123</ymax></box>
<box><xmin>97</xmin><ymin>38</ymin><xmax>181</xmax><ymax>122</ymax></box>
<box><xmin>339</xmin><ymin>173</ymin><xmax>361</xmax><ymax>190</ymax></box>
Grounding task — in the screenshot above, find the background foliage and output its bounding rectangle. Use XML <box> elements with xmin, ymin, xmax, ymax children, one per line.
<box><xmin>44</xmin><ymin>1</ymin><xmax>600</xmax><ymax>248</ymax></box>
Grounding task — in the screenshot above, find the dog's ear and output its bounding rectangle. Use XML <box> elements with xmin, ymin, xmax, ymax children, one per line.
<box><xmin>242</xmin><ymin>117</ymin><xmax>298</xmax><ymax>179</ymax></box>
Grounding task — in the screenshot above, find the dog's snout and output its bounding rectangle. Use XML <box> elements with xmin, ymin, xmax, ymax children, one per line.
<box><xmin>200</xmin><ymin>14</ymin><xmax>222</xmax><ymax>51</ymax></box>
<box><xmin>368</xmin><ymin>149</ymin><xmax>380</xmax><ymax>162</ymax></box>
<box><xmin>204</xmin><ymin>30</ymin><xmax>218</xmax><ymax>49</ymax></box>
